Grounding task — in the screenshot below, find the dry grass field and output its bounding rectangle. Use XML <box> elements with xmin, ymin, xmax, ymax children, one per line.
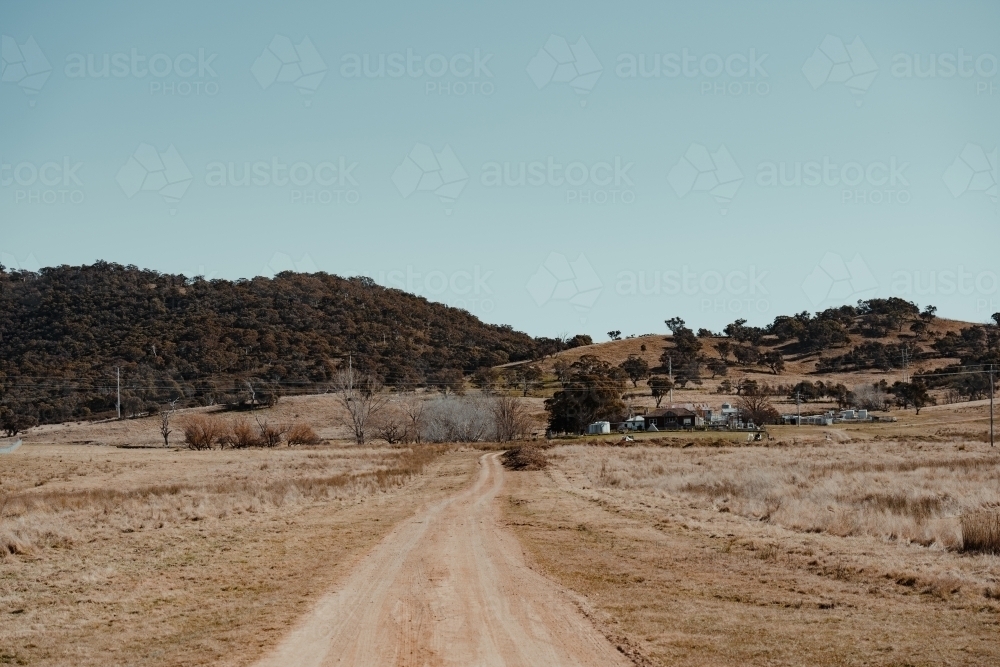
<box><xmin>5</xmin><ymin>388</ymin><xmax>1000</xmax><ymax>665</ymax></box>
<box><xmin>0</xmin><ymin>415</ymin><xmax>480</xmax><ymax>666</ymax></box>
<box><xmin>504</xmin><ymin>419</ymin><xmax>1000</xmax><ymax>665</ymax></box>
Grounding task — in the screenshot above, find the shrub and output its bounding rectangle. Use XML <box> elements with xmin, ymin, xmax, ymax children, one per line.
<box><xmin>490</xmin><ymin>395</ymin><xmax>534</xmax><ymax>443</ymax></box>
<box><xmin>500</xmin><ymin>445</ymin><xmax>548</xmax><ymax>471</ymax></box>
<box><xmin>286</xmin><ymin>423</ymin><xmax>322</xmax><ymax>446</ymax></box>
<box><xmin>961</xmin><ymin>510</ymin><xmax>1000</xmax><ymax>554</ymax></box>
<box><xmin>255</xmin><ymin>418</ymin><xmax>287</xmax><ymax>448</ymax></box>
<box><xmin>182</xmin><ymin>415</ymin><xmax>224</xmax><ymax>450</ymax></box>
<box><xmin>220</xmin><ymin>418</ymin><xmax>260</xmax><ymax>449</ymax></box>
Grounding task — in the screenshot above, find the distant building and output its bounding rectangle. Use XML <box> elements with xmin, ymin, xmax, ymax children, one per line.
<box><xmin>623</xmin><ymin>415</ymin><xmax>645</xmax><ymax>431</ymax></box>
<box><xmin>587</xmin><ymin>421</ymin><xmax>611</xmax><ymax>435</ymax></box>
<box><xmin>781</xmin><ymin>408</ymin><xmax>876</xmax><ymax>425</ymax></box>
<box><xmin>644</xmin><ymin>407</ymin><xmax>696</xmax><ymax>429</ymax></box>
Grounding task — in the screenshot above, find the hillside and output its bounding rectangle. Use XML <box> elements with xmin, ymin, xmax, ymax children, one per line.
<box><xmin>0</xmin><ymin>262</ymin><xmax>553</xmax><ymax>424</ymax></box>
<box><xmin>526</xmin><ymin>302</ymin><xmax>999</xmax><ymax>414</ymax></box>
<box><xmin>536</xmin><ymin>319</ymin><xmax>966</xmax><ymax>378</ymax></box>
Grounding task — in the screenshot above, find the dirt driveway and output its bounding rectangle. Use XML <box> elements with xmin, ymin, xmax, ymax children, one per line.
<box><xmin>254</xmin><ymin>452</ymin><xmax>629</xmax><ymax>667</ymax></box>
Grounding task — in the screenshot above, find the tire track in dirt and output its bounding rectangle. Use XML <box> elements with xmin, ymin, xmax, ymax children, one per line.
<box><xmin>252</xmin><ymin>452</ymin><xmax>631</xmax><ymax>667</ymax></box>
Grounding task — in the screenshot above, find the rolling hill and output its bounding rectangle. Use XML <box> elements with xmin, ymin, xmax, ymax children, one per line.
<box><xmin>0</xmin><ymin>262</ymin><xmax>562</xmax><ymax>423</ymax></box>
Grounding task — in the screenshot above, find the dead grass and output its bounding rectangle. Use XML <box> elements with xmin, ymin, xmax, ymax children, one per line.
<box><xmin>962</xmin><ymin>509</ymin><xmax>1000</xmax><ymax>554</ymax></box>
<box><xmin>0</xmin><ymin>444</ymin><xmax>444</xmax><ymax>559</ymax></box>
<box><xmin>551</xmin><ymin>440</ymin><xmax>1000</xmax><ymax>549</ymax></box>
<box><xmin>0</xmin><ymin>439</ymin><xmax>472</xmax><ymax>666</ymax></box>
<box><xmin>504</xmin><ymin>437</ymin><xmax>1000</xmax><ymax>666</ymax></box>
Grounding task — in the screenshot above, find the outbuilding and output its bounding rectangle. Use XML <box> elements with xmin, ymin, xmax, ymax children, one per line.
<box><xmin>587</xmin><ymin>421</ymin><xmax>611</xmax><ymax>435</ymax></box>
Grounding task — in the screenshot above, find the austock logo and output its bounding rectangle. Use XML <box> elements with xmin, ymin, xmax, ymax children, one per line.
<box><xmin>615</xmin><ymin>266</ymin><xmax>770</xmax><ymax>314</ymax></box>
<box><xmin>802</xmin><ymin>35</ymin><xmax>878</xmax><ymax>106</ymax></box>
<box><xmin>943</xmin><ymin>143</ymin><xmax>997</xmax><ymax>207</ymax></box>
<box><xmin>615</xmin><ymin>47</ymin><xmax>770</xmax><ymax>98</ymax></box>
<box><xmin>204</xmin><ymin>157</ymin><xmax>360</xmax><ymax>205</ymax></box>
<box><xmin>64</xmin><ymin>47</ymin><xmax>219</xmax><ymax>97</ymax></box>
<box><xmin>891</xmin><ymin>49</ymin><xmax>998</xmax><ymax>96</ymax></box>
<box><xmin>116</xmin><ymin>143</ymin><xmax>192</xmax><ymax>214</ymax></box>
<box><xmin>375</xmin><ymin>265</ymin><xmax>495</xmax><ymax>314</ymax></box>
<box><xmin>526</xmin><ymin>35</ymin><xmax>602</xmax><ymax>105</ymax></box>
<box><xmin>479</xmin><ymin>156</ymin><xmax>635</xmax><ymax>205</ymax></box>
<box><xmin>252</xmin><ymin>35</ymin><xmax>326</xmax><ymax>104</ymax></box>
<box><xmin>339</xmin><ymin>47</ymin><xmax>494</xmax><ymax>97</ymax></box>
<box><xmin>526</xmin><ymin>252</ymin><xmax>603</xmax><ymax>320</ymax></box>
<box><xmin>0</xmin><ymin>251</ymin><xmax>40</xmax><ymax>273</ymax></box>
<box><xmin>1</xmin><ymin>156</ymin><xmax>85</xmax><ymax>204</ymax></box>
<box><xmin>756</xmin><ymin>156</ymin><xmax>911</xmax><ymax>205</ymax></box>
<box><xmin>1</xmin><ymin>35</ymin><xmax>51</xmax><ymax>105</ymax></box>
<box><xmin>667</xmin><ymin>143</ymin><xmax>742</xmax><ymax>214</ymax></box>
<box><xmin>392</xmin><ymin>143</ymin><xmax>468</xmax><ymax>214</ymax></box>
<box><xmin>801</xmin><ymin>252</ymin><xmax>878</xmax><ymax>307</ymax></box>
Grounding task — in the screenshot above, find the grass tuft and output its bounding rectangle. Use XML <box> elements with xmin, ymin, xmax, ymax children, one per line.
<box><xmin>962</xmin><ymin>510</ymin><xmax>1000</xmax><ymax>554</ymax></box>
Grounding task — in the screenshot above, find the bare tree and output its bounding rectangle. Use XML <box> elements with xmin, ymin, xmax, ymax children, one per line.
<box><xmin>334</xmin><ymin>367</ymin><xmax>389</xmax><ymax>445</ymax></box>
<box><xmin>490</xmin><ymin>395</ymin><xmax>534</xmax><ymax>442</ymax></box>
<box><xmin>850</xmin><ymin>383</ymin><xmax>889</xmax><ymax>411</ymax></box>
<box><xmin>160</xmin><ymin>398</ymin><xmax>178</xmax><ymax>447</ymax></box>
<box><xmin>423</xmin><ymin>396</ymin><xmax>492</xmax><ymax>442</ymax></box>
<box><xmin>736</xmin><ymin>388</ymin><xmax>780</xmax><ymax>425</ymax></box>
<box><xmin>160</xmin><ymin>413</ymin><xmax>172</xmax><ymax>447</ymax></box>
<box><xmin>403</xmin><ymin>397</ymin><xmax>426</xmax><ymax>443</ymax></box>
<box><xmin>372</xmin><ymin>402</ymin><xmax>408</xmax><ymax>444</ymax></box>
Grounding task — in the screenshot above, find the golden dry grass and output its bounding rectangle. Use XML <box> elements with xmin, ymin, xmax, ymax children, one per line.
<box><xmin>504</xmin><ymin>436</ymin><xmax>1000</xmax><ymax>666</ymax></box>
<box><xmin>0</xmin><ymin>435</ymin><xmax>478</xmax><ymax>666</ymax></box>
<box><xmin>553</xmin><ymin>440</ymin><xmax>1000</xmax><ymax>549</ymax></box>
<box><xmin>963</xmin><ymin>510</ymin><xmax>1000</xmax><ymax>554</ymax></box>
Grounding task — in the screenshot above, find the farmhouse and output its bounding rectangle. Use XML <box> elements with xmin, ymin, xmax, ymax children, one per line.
<box><xmin>644</xmin><ymin>407</ymin><xmax>696</xmax><ymax>429</ymax></box>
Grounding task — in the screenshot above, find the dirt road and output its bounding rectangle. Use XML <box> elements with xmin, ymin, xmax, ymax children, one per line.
<box><xmin>253</xmin><ymin>452</ymin><xmax>630</xmax><ymax>667</ymax></box>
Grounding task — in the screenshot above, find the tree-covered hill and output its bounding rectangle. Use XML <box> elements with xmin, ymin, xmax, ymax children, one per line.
<box><xmin>0</xmin><ymin>262</ymin><xmax>554</xmax><ymax>423</ymax></box>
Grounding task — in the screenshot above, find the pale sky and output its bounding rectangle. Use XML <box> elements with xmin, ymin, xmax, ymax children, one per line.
<box><xmin>2</xmin><ymin>0</ymin><xmax>998</xmax><ymax>339</ymax></box>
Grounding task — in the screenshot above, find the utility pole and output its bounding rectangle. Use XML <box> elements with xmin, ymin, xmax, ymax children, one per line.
<box><xmin>116</xmin><ymin>366</ymin><xmax>121</xmax><ymax>420</ymax></box>
<box><xmin>990</xmin><ymin>364</ymin><xmax>993</xmax><ymax>447</ymax></box>
<box><xmin>668</xmin><ymin>356</ymin><xmax>673</xmax><ymax>404</ymax></box>
<box><xmin>796</xmin><ymin>390</ymin><xmax>801</xmax><ymax>427</ymax></box>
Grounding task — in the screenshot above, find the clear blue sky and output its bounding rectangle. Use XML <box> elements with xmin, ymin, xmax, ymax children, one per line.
<box><xmin>2</xmin><ymin>0</ymin><xmax>998</xmax><ymax>339</ymax></box>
